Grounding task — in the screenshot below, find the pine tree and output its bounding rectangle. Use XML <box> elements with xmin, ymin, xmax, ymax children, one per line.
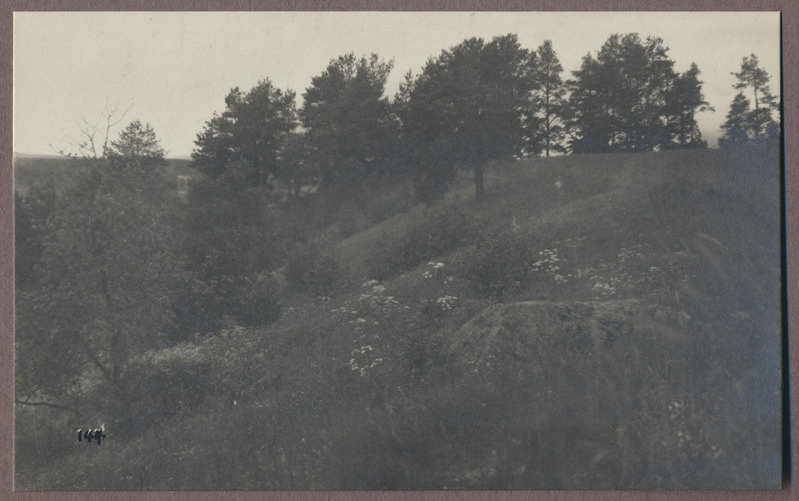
<box><xmin>525</xmin><ymin>40</ymin><xmax>567</xmax><ymax>157</ymax></box>
<box><xmin>404</xmin><ymin>34</ymin><xmax>533</xmax><ymax>199</ymax></box>
<box><xmin>664</xmin><ymin>63</ymin><xmax>713</xmax><ymax>149</ymax></box>
<box><xmin>565</xmin><ymin>34</ymin><xmax>682</xmax><ymax>153</ymax></box>
<box><xmin>301</xmin><ymin>53</ymin><xmax>395</xmax><ymax>188</ymax></box>
<box><xmin>720</xmin><ymin>54</ymin><xmax>780</xmax><ymax>146</ymax></box>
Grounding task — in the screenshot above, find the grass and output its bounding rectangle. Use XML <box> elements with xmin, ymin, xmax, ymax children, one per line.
<box><xmin>14</xmin><ymin>145</ymin><xmax>783</xmax><ymax>489</ymax></box>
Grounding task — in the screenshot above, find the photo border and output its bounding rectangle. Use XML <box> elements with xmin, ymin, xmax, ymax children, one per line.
<box><xmin>1</xmin><ymin>1</ymin><xmax>796</xmax><ymax>500</ymax></box>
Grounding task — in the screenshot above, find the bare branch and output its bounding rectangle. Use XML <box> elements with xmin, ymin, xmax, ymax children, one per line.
<box><xmin>55</xmin><ymin>99</ymin><xmax>134</xmax><ymax>158</ymax></box>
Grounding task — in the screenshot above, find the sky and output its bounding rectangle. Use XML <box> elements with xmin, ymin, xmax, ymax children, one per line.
<box><xmin>13</xmin><ymin>11</ymin><xmax>781</xmax><ymax>158</ymax></box>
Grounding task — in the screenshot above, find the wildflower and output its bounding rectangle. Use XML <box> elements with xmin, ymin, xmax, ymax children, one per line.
<box><xmin>436</xmin><ymin>295</ymin><xmax>457</xmax><ymax>310</ymax></box>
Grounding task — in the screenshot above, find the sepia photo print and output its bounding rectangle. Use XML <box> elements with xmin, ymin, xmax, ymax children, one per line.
<box><xmin>12</xmin><ymin>10</ymin><xmax>783</xmax><ymax>490</ymax></box>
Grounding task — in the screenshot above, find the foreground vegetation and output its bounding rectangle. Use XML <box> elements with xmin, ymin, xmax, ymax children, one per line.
<box><xmin>14</xmin><ymin>144</ymin><xmax>782</xmax><ymax>489</ymax></box>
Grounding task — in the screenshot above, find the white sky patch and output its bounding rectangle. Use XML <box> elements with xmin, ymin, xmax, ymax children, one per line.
<box><xmin>14</xmin><ymin>11</ymin><xmax>780</xmax><ymax>158</ymax></box>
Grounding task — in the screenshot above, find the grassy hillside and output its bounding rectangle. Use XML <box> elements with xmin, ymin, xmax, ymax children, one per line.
<box><xmin>15</xmin><ymin>146</ymin><xmax>782</xmax><ymax>489</ymax></box>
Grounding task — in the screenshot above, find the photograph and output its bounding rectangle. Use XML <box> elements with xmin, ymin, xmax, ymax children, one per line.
<box><xmin>11</xmin><ymin>10</ymin><xmax>784</xmax><ymax>490</ymax></box>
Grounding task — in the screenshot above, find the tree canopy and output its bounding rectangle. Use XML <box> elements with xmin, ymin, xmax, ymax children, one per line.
<box><xmin>402</xmin><ymin>34</ymin><xmax>533</xmax><ymax>200</ymax></box>
<box><xmin>192</xmin><ymin>79</ymin><xmax>298</xmax><ymax>186</ymax></box>
<box><xmin>524</xmin><ymin>40</ymin><xmax>568</xmax><ymax>157</ymax></box>
<box><xmin>565</xmin><ymin>33</ymin><xmax>710</xmax><ymax>154</ymax></box>
<box><xmin>720</xmin><ymin>54</ymin><xmax>780</xmax><ymax>147</ymax></box>
<box><xmin>300</xmin><ymin>53</ymin><xmax>395</xmax><ymax>188</ymax></box>
<box><xmin>16</xmin><ymin>121</ymin><xmax>189</xmax><ymax>427</ymax></box>
<box><xmin>663</xmin><ymin>64</ymin><xmax>713</xmax><ymax>149</ymax></box>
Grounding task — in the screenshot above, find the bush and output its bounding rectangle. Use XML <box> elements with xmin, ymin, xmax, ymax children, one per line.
<box><xmin>365</xmin><ymin>180</ymin><xmax>413</xmax><ymax>223</ymax></box>
<box><xmin>366</xmin><ymin>203</ymin><xmax>476</xmax><ymax>280</ymax></box>
<box><xmin>231</xmin><ymin>273</ymin><xmax>285</xmax><ymax>327</ymax></box>
<box><xmin>284</xmin><ymin>242</ymin><xmax>340</xmax><ymax>296</ymax></box>
<box><xmin>122</xmin><ymin>344</ymin><xmax>213</xmax><ymax>432</ymax></box>
<box><xmin>459</xmin><ymin>227</ymin><xmax>540</xmax><ymax>299</ymax></box>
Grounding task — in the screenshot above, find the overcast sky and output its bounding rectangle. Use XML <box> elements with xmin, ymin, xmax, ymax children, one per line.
<box><xmin>13</xmin><ymin>11</ymin><xmax>780</xmax><ymax>158</ymax></box>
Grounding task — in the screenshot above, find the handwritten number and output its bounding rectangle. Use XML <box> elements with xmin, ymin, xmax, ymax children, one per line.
<box><xmin>77</xmin><ymin>427</ymin><xmax>107</xmax><ymax>445</ymax></box>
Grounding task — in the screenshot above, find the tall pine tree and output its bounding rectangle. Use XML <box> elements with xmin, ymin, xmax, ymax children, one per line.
<box><xmin>720</xmin><ymin>54</ymin><xmax>780</xmax><ymax>146</ymax></box>
<box><xmin>664</xmin><ymin>63</ymin><xmax>713</xmax><ymax>149</ymax></box>
<box><xmin>404</xmin><ymin>34</ymin><xmax>533</xmax><ymax>200</ymax></box>
<box><xmin>301</xmin><ymin>53</ymin><xmax>395</xmax><ymax>189</ymax></box>
<box><xmin>524</xmin><ymin>40</ymin><xmax>567</xmax><ymax>157</ymax></box>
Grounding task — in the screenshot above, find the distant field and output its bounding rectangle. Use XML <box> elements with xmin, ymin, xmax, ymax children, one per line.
<box><xmin>13</xmin><ymin>154</ymin><xmax>195</xmax><ymax>195</ymax></box>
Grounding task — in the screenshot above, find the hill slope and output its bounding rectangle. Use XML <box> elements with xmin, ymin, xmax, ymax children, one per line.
<box><xmin>15</xmin><ymin>146</ymin><xmax>783</xmax><ymax>489</ymax></box>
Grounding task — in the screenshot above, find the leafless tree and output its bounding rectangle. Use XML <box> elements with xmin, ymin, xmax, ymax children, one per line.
<box><xmin>55</xmin><ymin>99</ymin><xmax>134</xmax><ymax>158</ymax></box>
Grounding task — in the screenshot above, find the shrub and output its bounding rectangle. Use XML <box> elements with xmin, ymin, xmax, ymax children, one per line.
<box><xmin>366</xmin><ymin>203</ymin><xmax>476</xmax><ymax>280</ymax></box>
<box><xmin>285</xmin><ymin>242</ymin><xmax>341</xmax><ymax>296</ymax></box>
<box><xmin>365</xmin><ymin>180</ymin><xmax>413</xmax><ymax>223</ymax></box>
<box><xmin>231</xmin><ymin>273</ymin><xmax>284</xmax><ymax>327</ymax></box>
<box><xmin>459</xmin><ymin>227</ymin><xmax>540</xmax><ymax>299</ymax></box>
<box><xmin>123</xmin><ymin>344</ymin><xmax>213</xmax><ymax>431</ymax></box>
<box><xmin>336</xmin><ymin>202</ymin><xmax>371</xmax><ymax>238</ymax></box>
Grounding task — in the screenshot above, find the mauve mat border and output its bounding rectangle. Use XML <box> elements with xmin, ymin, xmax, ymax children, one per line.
<box><xmin>0</xmin><ymin>1</ymin><xmax>795</xmax><ymax>500</ymax></box>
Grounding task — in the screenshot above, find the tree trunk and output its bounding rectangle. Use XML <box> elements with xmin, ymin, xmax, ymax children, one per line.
<box><xmin>474</xmin><ymin>163</ymin><xmax>485</xmax><ymax>200</ymax></box>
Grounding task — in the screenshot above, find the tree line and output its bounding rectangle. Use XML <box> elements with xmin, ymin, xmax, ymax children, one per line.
<box><xmin>190</xmin><ymin>33</ymin><xmax>779</xmax><ymax>202</ymax></box>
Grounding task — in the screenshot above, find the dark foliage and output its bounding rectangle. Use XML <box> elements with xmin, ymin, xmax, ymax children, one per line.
<box><xmin>524</xmin><ymin>40</ymin><xmax>568</xmax><ymax>157</ymax></box>
<box><xmin>14</xmin><ymin>183</ymin><xmax>57</xmax><ymax>288</ymax></box>
<box><xmin>565</xmin><ymin>33</ymin><xmax>710</xmax><ymax>153</ymax></box>
<box><xmin>402</xmin><ymin>34</ymin><xmax>533</xmax><ymax>199</ymax></box>
<box><xmin>366</xmin><ymin>204</ymin><xmax>476</xmax><ymax>280</ymax></box>
<box><xmin>15</xmin><ymin>122</ymin><xmax>191</xmax><ymax>428</ymax></box>
<box><xmin>720</xmin><ymin>54</ymin><xmax>780</xmax><ymax>147</ymax></box>
<box><xmin>459</xmin><ymin>226</ymin><xmax>541</xmax><ymax>299</ymax></box>
<box><xmin>192</xmin><ymin>79</ymin><xmax>298</xmax><ymax>186</ymax></box>
<box><xmin>284</xmin><ymin>241</ymin><xmax>341</xmax><ymax>296</ymax></box>
<box><xmin>301</xmin><ymin>53</ymin><xmax>397</xmax><ymax>188</ymax></box>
